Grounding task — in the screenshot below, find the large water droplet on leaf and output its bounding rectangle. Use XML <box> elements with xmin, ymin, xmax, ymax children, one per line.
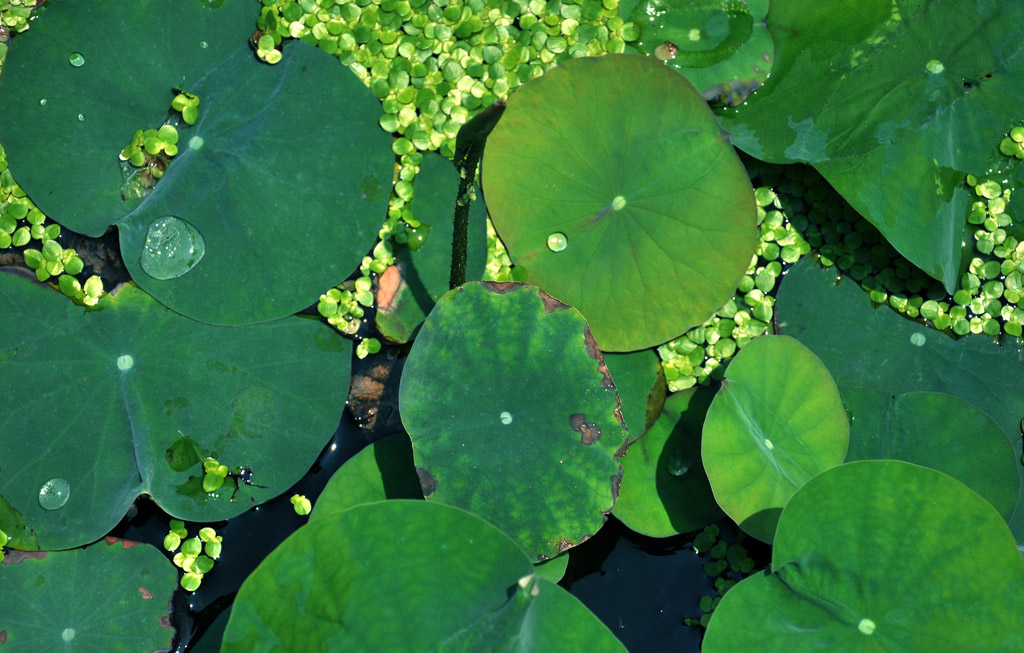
<box><xmin>546</xmin><ymin>232</ymin><xmax>568</xmax><ymax>252</ymax></box>
<box><xmin>667</xmin><ymin>454</ymin><xmax>690</xmax><ymax>477</ymax></box>
<box><xmin>140</xmin><ymin>216</ymin><xmax>206</xmax><ymax>280</ymax></box>
<box><xmin>68</xmin><ymin>52</ymin><xmax>85</xmax><ymax>67</ymax></box>
<box><xmin>38</xmin><ymin>477</ymin><xmax>70</xmax><ymax>510</ymax></box>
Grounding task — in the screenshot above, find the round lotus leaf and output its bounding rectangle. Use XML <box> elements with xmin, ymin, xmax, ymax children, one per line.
<box><xmin>628</xmin><ymin>0</ymin><xmax>773</xmax><ymax>107</ymax></box>
<box><xmin>0</xmin><ymin>538</ymin><xmax>177</xmax><ymax>651</ymax></box>
<box><xmin>399</xmin><ymin>282</ymin><xmax>628</xmax><ymax>560</ymax></box>
<box><xmin>703</xmin><ymin>461</ymin><xmax>1024</xmax><ymax>651</ymax></box>
<box><xmin>0</xmin><ymin>273</ymin><xmax>350</xmax><ymax>551</ymax></box>
<box><xmin>222</xmin><ymin>500</ymin><xmax>626</xmax><ymax>651</ymax></box>
<box><xmin>310</xmin><ymin>434</ymin><xmax>423</xmax><ymax>520</ymax></box>
<box><xmin>482</xmin><ymin>54</ymin><xmax>757</xmax><ymax>352</ymax></box>
<box><xmin>0</xmin><ymin>0</ymin><xmax>392</xmax><ymax>324</ymax></box>
<box><xmin>701</xmin><ymin>335</ymin><xmax>849</xmax><ymax>542</ymax></box>
<box><xmin>842</xmin><ymin>388</ymin><xmax>1019</xmax><ymax>521</ymax></box>
<box><xmin>613</xmin><ymin>387</ymin><xmax>723</xmax><ymax>538</ymax></box>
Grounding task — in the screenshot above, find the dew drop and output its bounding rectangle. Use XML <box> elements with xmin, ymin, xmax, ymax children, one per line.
<box><xmin>61</xmin><ymin>628</ymin><xmax>76</xmax><ymax>642</ymax></box>
<box><xmin>38</xmin><ymin>478</ymin><xmax>70</xmax><ymax>510</ymax></box>
<box><xmin>140</xmin><ymin>216</ymin><xmax>206</xmax><ymax>280</ymax></box>
<box><xmin>858</xmin><ymin>618</ymin><xmax>876</xmax><ymax>635</ymax></box>
<box><xmin>39</xmin><ymin>98</ymin><xmax>47</xmax><ymax>106</ymax></box>
<box><xmin>68</xmin><ymin>52</ymin><xmax>85</xmax><ymax>67</ymax></box>
<box><xmin>499</xmin><ymin>411</ymin><xmax>513</xmax><ymax>425</ymax></box>
<box><xmin>200</xmin><ymin>41</ymin><xmax>208</xmax><ymax>48</ymax></box>
<box><xmin>667</xmin><ymin>455</ymin><xmax>690</xmax><ymax>477</ymax></box>
<box><xmin>77</xmin><ymin>113</ymin><xmax>85</xmax><ymax>122</ymax></box>
<box><xmin>546</xmin><ymin>232</ymin><xmax>568</xmax><ymax>252</ymax></box>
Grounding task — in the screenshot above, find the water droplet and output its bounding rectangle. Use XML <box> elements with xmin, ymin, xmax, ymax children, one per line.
<box><xmin>499</xmin><ymin>411</ymin><xmax>513</xmax><ymax>425</ymax></box>
<box><xmin>68</xmin><ymin>52</ymin><xmax>85</xmax><ymax>67</ymax></box>
<box><xmin>117</xmin><ymin>354</ymin><xmax>134</xmax><ymax>371</ymax></box>
<box><xmin>77</xmin><ymin>113</ymin><xmax>85</xmax><ymax>122</ymax></box>
<box><xmin>858</xmin><ymin>618</ymin><xmax>876</xmax><ymax>635</ymax></box>
<box><xmin>38</xmin><ymin>98</ymin><xmax>47</xmax><ymax>106</ymax></box>
<box><xmin>667</xmin><ymin>455</ymin><xmax>690</xmax><ymax>477</ymax></box>
<box><xmin>38</xmin><ymin>478</ymin><xmax>70</xmax><ymax>510</ymax></box>
<box><xmin>763</xmin><ymin>438</ymin><xmax>774</xmax><ymax>450</ymax></box>
<box><xmin>910</xmin><ymin>332</ymin><xmax>926</xmax><ymax>346</ymax></box>
<box><xmin>200</xmin><ymin>41</ymin><xmax>208</xmax><ymax>48</ymax></box>
<box><xmin>61</xmin><ymin>628</ymin><xmax>76</xmax><ymax>642</ymax></box>
<box><xmin>140</xmin><ymin>216</ymin><xmax>206</xmax><ymax>280</ymax></box>
<box><xmin>547</xmin><ymin>232</ymin><xmax>568</xmax><ymax>252</ymax></box>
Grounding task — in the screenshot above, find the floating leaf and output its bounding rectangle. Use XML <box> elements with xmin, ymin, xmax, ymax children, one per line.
<box><xmin>0</xmin><ymin>273</ymin><xmax>350</xmax><ymax>551</ymax></box>
<box><xmin>310</xmin><ymin>434</ymin><xmax>423</xmax><ymax>520</ymax></box>
<box><xmin>701</xmin><ymin>335</ymin><xmax>849</xmax><ymax>542</ymax></box>
<box><xmin>628</xmin><ymin>0</ymin><xmax>773</xmax><ymax>107</ymax></box>
<box><xmin>399</xmin><ymin>282</ymin><xmax>627</xmax><ymax>559</ymax></box>
<box><xmin>613</xmin><ymin>387</ymin><xmax>723</xmax><ymax>538</ymax></box>
<box><xmin>775</xmin><ymin>257</ymin><xmax>1024</xmax><ymax>540</ymax></box>
<box><xmin>0</xmin><ymin>0</ymin><xmax>393</xmax><ymax>324</ymax></box>
<box><xmin>375</xmin><ymin>153</ymin><xmax>488</xmax><ymax>343</ymax></box>
<box><xmin>841</xmin><ymin>388</ymin><xmax>1019</xmax><ymax>521</ymax></box>
<box><xmin>483</xmin><ymin>54</ymin><xmax>757</xmax><ymax>351</ymax></box>
<box><xmin>604</xmin><ymin>349</ymin><xmax>667</xmax><ymax>442</ymax></box>
<box><xmin>703</xmin><ymin>461</ymin><xmax>1024</xmax><ymax>651</ymax></box>
<box><xmin>222</xmin><ymin>501</ymin><xmax>627</xmax><ymax>651</ymax></box>
<box><xmin>0</xmin><ymin>538</ymin><xmax>177</xmax><ymax>651</ymax></box>
<box><xmin>719</xmin><ymin>0</ymin><xmax>1024</xmax><ymax>291</ymax></box>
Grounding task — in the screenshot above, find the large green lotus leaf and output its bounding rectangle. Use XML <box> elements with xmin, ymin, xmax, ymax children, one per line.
<box><xmin>0</xmin><ymin>538</ymin><xmax>177</xmax><ymax>651</ymax></box>
<box><xmin>604</xmin><ymin>349</ymin><xmax>666</xmax><ymax>442</ymax></box>
<box><xmin>0</xmin><ymin>272</ymin><xmax>350</xmax><ymax>551</ymax></box>
<box><xmin>628</xmin><ymin>0</ymin><xmax>773</xmax><ymax>107</ymax></box>
<box><xmin>222</xmin><ymin>500</ymin><xmax>626</xmax><ymax>651</ymax></box>
<box><xmin>613</xmin><ymin>387</ymin><xmax>723</xmax><ymax>538</ymax></box>
<box><xmin>775</xmin><ymin>257</ymin><xmax>1024</xmax><ymax>541</ymax></box>
<box><xmin>841</xmin><ymin>388</ymin><xmax>1019</xmax><ymax>521</ymax></box>
<box><xmin>375</xmin><ymin>153</ymin><xmax>487</xmax><ymax>343</ymax></box>
<box><xmin>0</xmin><ymin>0</ymin><xmax>393</xmax><ymax>324</ymax></box>
<box><xmin>719</xmin><ymin>0</ymin><xmax>1024</xmax><ymax>291</ymax></box>
<box><xmin>399</xmin><ymin>282</ymin><xmax>627</xmax><ymax>560</ymax></box>
<box><xmin>701</xmin><ymin>335</ymin><xmax>849</xmax><ymax>542</ymax></box>
<box><xmin>482</xmin><ymin>54</ymin><xmax>757</xmax><ymax>352</ymax></box>
<box><xmin>310</xmin><ymin>434</ymin><xmax>423</xmax><ymax>520</ymax></box>
<box><xmin>703</xmin><ymin>461</ymin><xmax>1024</xmax><ymax>651</ymax></box>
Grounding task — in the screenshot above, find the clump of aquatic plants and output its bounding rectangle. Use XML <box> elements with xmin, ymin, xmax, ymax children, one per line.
<box><xmin>1</xmin><ymin>0</ymin><xmax>1024</xmax><ymax>650</ymax></box>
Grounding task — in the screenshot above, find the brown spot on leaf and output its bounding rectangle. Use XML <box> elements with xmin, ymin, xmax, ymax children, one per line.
<box><xmin>570</xmin><ymin>413</ymin><xmax>602</xmax><ymax>445</ymax></box>
<box><xmin>139</xmin><ymin>586</ymin><xmax>154</xmax><ymax>600</ymax></box>
<box><xmin>2</xmin><ymin>550</ymin><xmax>46</xmax><ymax>564</ymax></box>
<box><xmin>482</xmin><ymin>281</ymin><xmax>523</xmax><ymax>294</ymax></box>
<box><xmin>537</xmin><ymin>288</ymin><xmax>570</xmax><ymax>313</ymax></box>
<box><xmin>610</xmin><ymin>471</ymin><xmax>622</xmax><ymax>503</ymax></box>
<box><xmin>1</xmin><ymin>629</ymin><xmax>7</xmax><ymax>644</ymax></box>
<box><xmin>416</xmin><ymin>466</ymin><xmax>437</xmax><ymax>497</ymax></box>
<box><xmin>159</xmin><ymin>615</ymin><xmax>172</xmax><ymax>629</ymax></box>
<box><xmin>104</xmin><ymin>536</ymin><xmax>140</xmax><ymax>548</ymax></box>
<box><xmin>582</xmin><ymin>325</ymin><xmax>615</xmax><ymax>391</ymax></box>
<box><xmin>375</xmin><ymin>265</ymin><xmax>403</xmax><ymax>313</ymax></box>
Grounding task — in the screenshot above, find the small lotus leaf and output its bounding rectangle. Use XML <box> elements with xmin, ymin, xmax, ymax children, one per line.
<box><xmin>701</xmin><ymin>335</ymin><xmax>849</xmax><ymax>542</ymax></box>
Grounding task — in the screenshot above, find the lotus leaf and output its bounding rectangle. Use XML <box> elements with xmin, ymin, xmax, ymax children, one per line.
<box><xmin>775</xmin><ymin>257</ymin><xmax>1024</xmax><ymax>540</ymax></box>
<box><xmin>613</xmin><ymin>386</ymin><xmax>722</xmax><ymax>538</ymax></box>
<box><xmin>310</xmin><ymin>434</ymin><xmax>422</xmax><ymax>520</ymax></box>
<box><xmin>483</xmin><ymin>54</ymin><xmax>757</xmax><ymax>351</ymax></box>
<box><xmin>222</xmin><ymin>500</ymin><xmax>626</xmax><ymax>651</ymax></box>
<box><xmin>0</xmin><ymin>538</ymin><xmax>177</xmax><ymax>651</ymax></box>
<box><xmin>702</xmin><ymin>335</ymin><xmax>849</xmax><ymax>542</ymax></box>
<box><xmin>399</xmin><ymin>282</ymin><xmax>627</xmax><ymax>559</ymax></box>
<box><xmin>0</xmin><ymin>0</ymin><xmax>393</xmax><ymax>324</ymax></box>
<box><xmin>0</xmin><ymin>272</ymin><xmax>350</xmax><ymax>551</ymax></box>
<box><xmin>719</xmin><ymin>0</ymin><xmax>1024</xmax><ymax>291</ymax></box>
<box><xmin>703</xmin><ymin>461</ymin><xmax>1024</xmax><ymax>651</ymax></box>
<box><xmin>841</xmin><ymin>388</ymin><xmax>1019</xmax><ymax>521</ymax></box>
